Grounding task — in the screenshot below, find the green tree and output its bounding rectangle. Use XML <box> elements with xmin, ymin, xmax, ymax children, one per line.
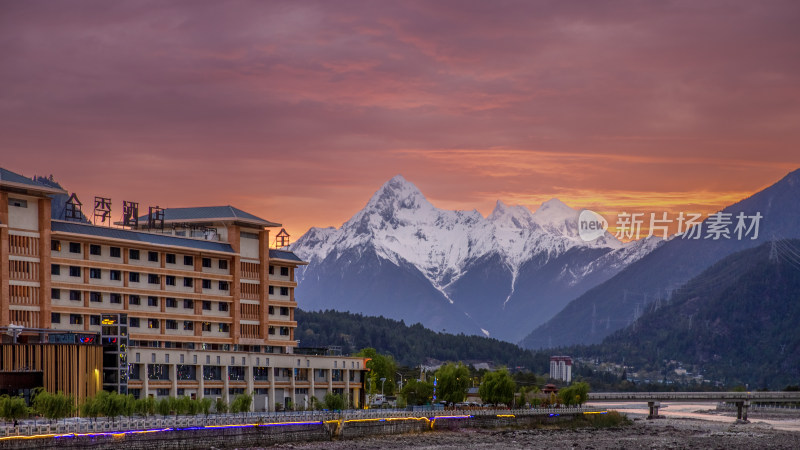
<box><xmin>156</xmin><ymin>398</ymin><xmax>172</xmax><ymax>416</ymax></box>
<box><xmin>32</xmin><ymin>389</ymin><xmax>74</xmax><ymax>422</ymax></box>
<box><xmin>215</xmin><ymin>397</ymin><xmax>228</xmax><ymax>414</ymax></box>
<box><xmin>479</xmin><ymin>368</ymin><xmax>516</xmax><ymax>406</ymax></box>
<box><xmin>230</xmin><ymin>394</ymin><xmax>252</xmax><ymax>414</ymax></box>
<box><xmin>323</xmin><ymin>393</ymin><xmax>345</xmax><ymax>411</ymax></box>
<box><xmin>0</xmin><ymin>395</ymin><xmax>29</xmax><ymax>424</ymax></box>
<box><xmin>356</xmin><ymin>348</ymin><xmax>397</xmax><ymax>396</ymax></box>
<box><xmin>401</xmin><ymin>379</ymin><xmax>434</xmax><ymax>406</ymax></box>
<box><xmin>135</xmin><ymin>396</ymin><xmax>156</xmax><ymax>417</ymax></box>
<box><xmin>558</xmin><ymin>382</ymin><xmax>590</xmax><ymax>406</ymax></box>
<box><xmin>199</xmin><ymin>398</ymin><xmax>212</xmax><ymax>416</ymax></box>
<box><xmin>435</xmin><ymin>362</ymin><xmax>470</xmax><ymax>404</ymax></box>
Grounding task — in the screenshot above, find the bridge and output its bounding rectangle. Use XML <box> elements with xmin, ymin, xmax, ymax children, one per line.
<box><xmin>588</xmin><ymin>391</ymin><xmax>800</xmax><ymax>422</ymax></box>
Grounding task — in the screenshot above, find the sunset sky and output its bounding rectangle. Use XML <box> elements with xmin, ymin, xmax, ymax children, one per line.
<box><xmin>2</xmin><ymin>1</ymin><xmax>799</xmax><ymax>241</ymax></box>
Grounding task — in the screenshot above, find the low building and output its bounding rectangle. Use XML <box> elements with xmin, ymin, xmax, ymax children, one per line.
<box><xmin>549</xmin><ymin>356</ymin><xmax>572</xmax><ymax>383</ymax></box>
<box><xmin>0</xmin><ymin>167</ymin><xmax>365</xmax><ymax>409</ymax></box>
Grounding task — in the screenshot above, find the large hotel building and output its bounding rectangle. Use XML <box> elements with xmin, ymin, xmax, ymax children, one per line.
<box><xmin>0</xmin><ymin>167</ymin><xmax>365</xmax><ymax>410</ymax></box>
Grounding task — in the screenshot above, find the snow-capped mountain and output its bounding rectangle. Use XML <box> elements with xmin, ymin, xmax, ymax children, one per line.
<box><xmin>291</xmin><ymin>175</ymin><xmax>662</xmax><ymax>342</ymax></box>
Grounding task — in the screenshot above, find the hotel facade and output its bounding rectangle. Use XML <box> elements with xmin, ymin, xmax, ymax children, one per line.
<box><xmin>0</xmin><ymin>168</ymin><xmax>365</xmax><ymax>410</ymax></box>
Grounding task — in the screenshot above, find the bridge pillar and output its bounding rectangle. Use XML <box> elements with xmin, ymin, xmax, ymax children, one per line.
<box><xmin>735</xmin><ymin>401</ymin><xmax>750</xmax><ymax>423</ymax></box>
<box><xmin>647</xmin><ymin>401</ymin><xmax>661</xmax><ymax>420</ymax></box>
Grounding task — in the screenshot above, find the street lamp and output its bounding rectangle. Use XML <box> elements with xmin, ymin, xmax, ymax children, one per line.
<box><xmin>396</xmin><ymin>371</ymin><xmax>404</xmax><ymax>390</ymax></box>
<box><xmin>380</xmin><ymin>377</ymin><xmax>387</xmax><ymax>396</ymax></box>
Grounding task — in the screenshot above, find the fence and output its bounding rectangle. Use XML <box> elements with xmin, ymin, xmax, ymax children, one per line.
<box><xmin>0</xmin><ymin>406</ymin><xmax>602</xmax><ymax>438</ymax></box>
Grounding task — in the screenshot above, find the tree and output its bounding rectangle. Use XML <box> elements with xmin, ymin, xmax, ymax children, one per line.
<box><xmin>0</xmin><ymin>395</ymin><xmax>29</xmax><ymax>424</ymax></box>
<box><xmin>558</xmin><ymin>382</ymin><xmax>590</xmax><ymax>406</ymax></box>
<box><xmin>32</xmin><ymin>389</ymin><xmax>74</xmax><ymax>422</ymax></box>
<box><xmin>323</xmin><ymin>393</ymin><xmax>345</xmax><ymax>411</ymax></box>
<box><xmin>230</xmin><ymin>394</ymin><xmax>252</xmax><ymax>414</ymax></box>
<box><xmin>215</xmin><ymin>397</ymin><xmax>228</xmax><ymax>414</ymax></box>
<box><xmin>356</xmin><ymin>348</ymin><xmax>397</xmax><ymax>396</ymax></box>
<box><xmin>401</xmin><ymin>379</ymin><xmax>434</xmax><ymax>406</ymax></box>
<box><xmin>135</xmin><ymin>396</ymin><xmax>156</xmax><ymax>417</ymax></box>
<box><xmin>435</xmin><ymin>363</ymin><xmax>470</xmax><ymax>404</ymax></box>
<box><xmin>479</xmin><ymin>368</ymin><xmax>516</xmax><ymax>406</ymax></box>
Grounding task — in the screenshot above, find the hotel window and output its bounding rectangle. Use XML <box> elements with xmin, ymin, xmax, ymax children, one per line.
<box><xmin>166</xmin><ymin>298</ymin><xmax>177</xmax><ymax>308</ymax></box>
<box><xmin>51</xmin><ymin>313</ymin><xmax>60</xmax><ymax>324</ymax></box>
<box><xmin>218</xmin><ymin>302</ymin><xmax>229</xmax><ymax>312</ymax></box>
<box><xmin>148</xmin><ymin>296</ymin><xmax>158</xmax><ymax>307</ymax></box>
<box><xmin>148</xmin><ymin>274</ymin><xmax>159</xmax><ymax>284</ymax></box>
<box><xmin>69</xmin><ymin>242</ymin><xmax>81</xmax><ymax>253</ymax></box>
<box><xmin>202</xmin><ymin>279</ymin><xmax>211</xmax><ymax>289</ymax></box>
<box><xmin>9</xmin><ymin>198</ymin><xmax>27</xmax><ymax>208</ymax></box>
<box><xmin>90</xmin><ymin>268</ymin><xmax>101</xmax><ymax>279</ymax></box>
<box><xmin>268</xmin><ymin>286</ymin><xmax>274</xmax><ymax>295</ymax></box>
<box><xmin>218</xmin><ymin>323</ymin><xmax>230</xmax><ymax>333</ymax></box>
<box><xmin>110</xmin><ymin>246</ymin><xmax>121</xmax><ymax>258</ymax></box>
<box><xmin>110</xmin><ymin>293</ymin><xmax>122</xmax><ymax>304</ymax></box>
<box><xmin>268</xmin><ymin>265</ymin><xmax>274</xmax><ymax>275</ymax></box>
<box><xmin>129</xmin><ymin>295</ymin><xmax>141</xmax><ymax>305</ymax></box>
<box><xmin>280</xmin><ymin>287</ymin><xmax>289</xmax><ymax>296</ymax></box>
<box><xmin>202</xmin><ymin>301</ymin><xmax>211</xmax><ymax>311</ymax></box>
<box><xmin>184</xmin><ymin>255</ymin><xmax>193</xmax><ymax>266</ymax></box>
<box><xmin>51</xmin><ymin>264</ymin><xmax>60</xmax><ymax>275</ymax></box>
<box><xmin>51</xmin><ymin>288</ymin><xmax>60</xmax><ymax>300</ymax></box>
<box><xmin>218</xmin><ymin>281</ymin><xmax>229</xmax><ymax>291</ymax></box>
<box><xmin>148</xmin><ymin>319</ymin><xmax>159</xmax><ymax>329</ymax></box>
<box><xmin>69</xmin><ymin>314</ymin><xmax>83</xmax><ymax>325</ymax></box>
<box><xmin>90</xmin><ymin>244</ymin><xmax>101</xmax><ymax>256</ymax></box>
<box><xmin>218</xmin><ymin>260</ymin><xmax>228</xmax><ymax>270</ymax></box>
<box><xmin>184</xmin><ymin>321</ymin><xmax>193</xmax><ymax>331</ymax></box>
<box><xmin>51</xmin><ymin>240</ymin><xmax>61</xmax><ymax>251</ymax></box>
<box><xmin>129</xmin><ymin>317</ymin><xmax>140</xmax><ymax>327</ymax></box>
<box><xmin>110</xmin><ymin>270</ymin><xmax>121</xmax><ymax>281</ymax></box>
<box><xmin>90</xmin><ymin>315</ymin><xmax>101</xmax><ymax>326</ymax></box>
<box><xmin>183</xmin><ymin>277</ymin><xmax>193</xmax><ymax>287</ymax></box>
<box><xmin>280</xmin><ymin>307</ymin><xmax>289</xmax><ymax>316</ymax></box>
<box><xmin>148</xmin><ymin>251</ymin><xmax>158</xmax><ymax>262</ymax></box>
<box><xmin>268</xmin><ymin>306</ymin><xmax>274</xmax><ymax>315</ymax></box>
<box><xmin>129</xmin><ymin>272</ymin><xmax>140</xmax><ymax>283</ymax></box>
<box><xmin>165</xmin><ymin>275</ymin><xmax>176</xmax><ymax>286</ymax></box>
<box><xmin>90</xmin><ymin>292</ymin><xmax>102</xmax><ymax>302</ymax></box>
<box><xmin>70</xmin><ymin>290</ymin><xmax>81</xmax><ymax>301</ymax></box>
<box><xmin>281</xmin><ymin>267</ymin><xmax>289</xmax><ymax>276</ymax></box>
<box><xmin>166</xmin><ymin>320</ymin><xmax>178</xmax><ymax>330</ymax></box>
<box><xmin>202</xmin><ymin>258</ymin><xmax>211</xmax><ymax>268</ymax></box>
<box><xmin>183</xmin><ymin>299</ymin><xmax>193</xmax><ymax>309</ymax></box>
<box><xmin>268</xmin><ymin>326</ymin><xmax>275</xmax><ymax>335</ymax></box>
<box><xmin>166</xmin><ymin>253</ymin><xmax>176</xmax><ymax>264</ymax></box>
<box><xmin>202</xmin><ymin>322</ymin><xmax>212</xmax><ymax>332</ymax></box>
<box><xmin>280</xmin><ymin>327</ymin><xmax>289</xmax><ymax>336</ymax></box>
<box><xmin>69</xmin><ymin>266</ymin><xmax>80</xmax><ymax>277</ymax></box>
<box><xmin>129</xmin><ymin>249</ymin><xmax>140</xmax><ymax>260</ymax></box>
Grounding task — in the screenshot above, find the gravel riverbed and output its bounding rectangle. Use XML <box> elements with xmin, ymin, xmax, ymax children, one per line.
<box><xmin>250</xmin><ymin>416</ymin><xmax>800</xmax><ymax>449</ymax></box>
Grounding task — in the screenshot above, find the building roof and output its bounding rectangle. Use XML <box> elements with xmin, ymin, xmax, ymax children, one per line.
<box><xmin>269</xmin><ymin>249</ymin><xmax>307</xmax><ymax>264</ymax></box>
<box><xmin>0</xmin><ymin>168</ymin><xmax>67</xmax><ymax>195</ymax></box>
<box><xmin>135</xmin><ymin>205</ymin><xmax>280</xmax><ymax>228</ymax></box>
<box><xmin>51</xmin><ymin>220</ymin><xmax>235</xmax><ymax>254</ymax></box>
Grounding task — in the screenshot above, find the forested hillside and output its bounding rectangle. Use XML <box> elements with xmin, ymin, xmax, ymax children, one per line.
<box><xmin>295</xmin><ymin>309</ymin><xmax>548</xmax><ymax>371</ymax></box>
<box><xmin>578</xmin><ymin>240</ymin><xmax>800</xmax><ymax>389</ymax></box>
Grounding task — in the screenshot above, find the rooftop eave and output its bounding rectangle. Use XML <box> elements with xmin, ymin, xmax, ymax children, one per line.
<box><xmin>0</xmin><ymin>180</ymin><xmax>67</xmax><ymax>196</ymax></box>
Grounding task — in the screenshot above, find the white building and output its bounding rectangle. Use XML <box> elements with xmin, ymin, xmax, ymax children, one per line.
<box><xmin>550</xmin><ymin>356</ymin><xmax>572</xmax><ymax>383</ymax></box>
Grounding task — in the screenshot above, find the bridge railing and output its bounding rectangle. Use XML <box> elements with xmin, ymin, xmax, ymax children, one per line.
<box><xmin>588</xmin><ymin>391</ymin><xmax>800</xmax><ymax>402</ymax></box>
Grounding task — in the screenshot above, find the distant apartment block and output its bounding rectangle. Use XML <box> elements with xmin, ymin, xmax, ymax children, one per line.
<box><xmin>550</xmin><ymin>356</ymin><xmax>572</xmax><ymax>383</ymax></box>
<box><xmin>0</xmin><ymin>167</ymin><xmax>365</xmax><ymax>410</ymax></box>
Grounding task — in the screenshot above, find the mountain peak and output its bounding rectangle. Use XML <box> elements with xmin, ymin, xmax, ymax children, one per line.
<box><xmin>488</xmin><ymin>200</ymin><xmax>536</xmax><ymax>229</ymax></box>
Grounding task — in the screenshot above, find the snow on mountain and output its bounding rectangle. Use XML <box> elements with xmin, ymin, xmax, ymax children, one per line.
<box><xmin>292</xmin><ymin>175</ymin><xmax>662</xmax><ymax>341</ymax></box>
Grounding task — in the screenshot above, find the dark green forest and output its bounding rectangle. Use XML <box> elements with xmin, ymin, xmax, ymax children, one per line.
<box><xmin>295</xmin><ymin>309</ymin><xmax>549</xmax><ymax>372</ymax></box>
